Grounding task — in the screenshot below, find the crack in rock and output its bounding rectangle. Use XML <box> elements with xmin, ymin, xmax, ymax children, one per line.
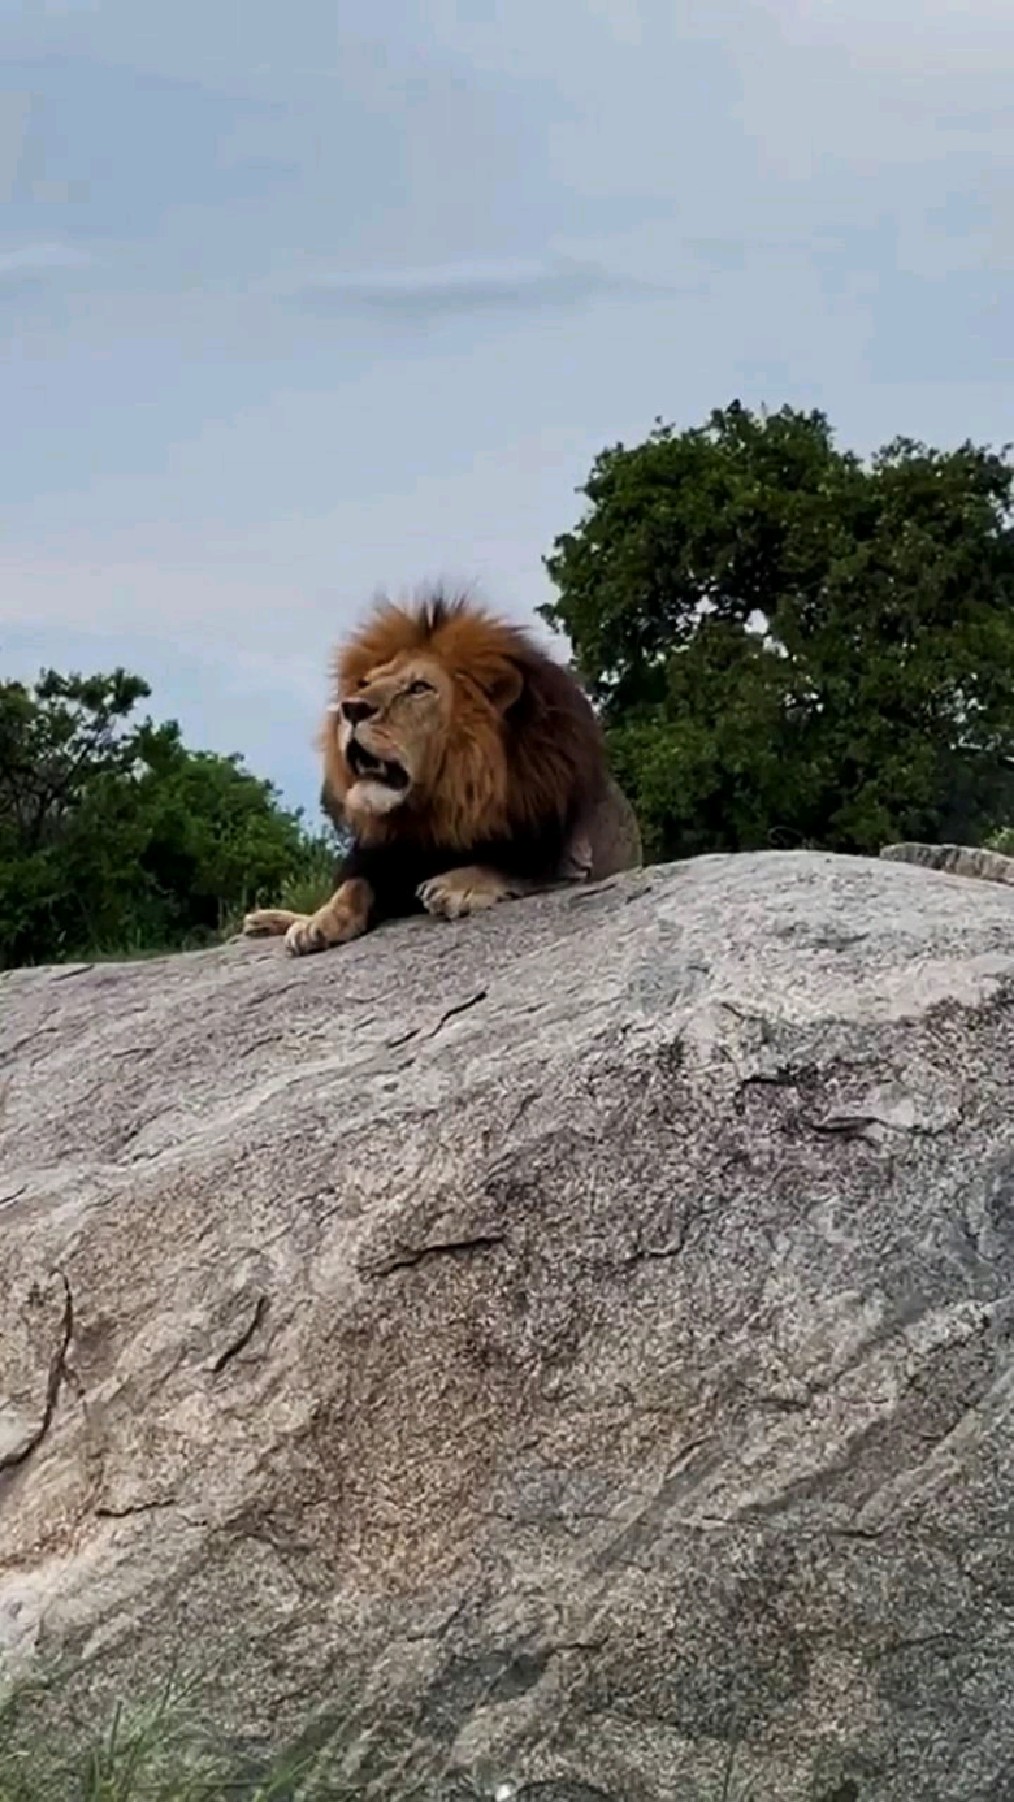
<box><xmin>0</xmin><ymin>1271</ymin><xmax>74</xmax><ymax>1478</ymax></box>
<box><xmin>211</xmin><ymin>1293</ymin><xmax>269</xmax><ymax>1374</ymax></box>
<box><xmin>366</xmin><ymin>1232</ymin><xmax>506</xmax><ymax>1279</ymax></box>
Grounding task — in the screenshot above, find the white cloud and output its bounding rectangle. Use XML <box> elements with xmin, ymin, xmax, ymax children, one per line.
<box><xmin>585</xmin><ymin>0</ymin><xmax>645</xmax><ymax>45</ymax></box>
<box><xmin>0</xmin><ymin>89</ymin><xmax>32</xmax><ymax>204</ymax></box>
<box><xmin>700</xmin><ymin>0</ymin><xmax>1014</xmax><ymax>198</ymax></box>
<box><xmin>0</xmin><ymin>242</ymin><xmax>91</xmax><ymax>278</ymax></box>
<box><xmin>767</xmin><ymin>0</ymin><xmax>1014</xmax><ymax>65</ymax></box>
<box><xmin>0</xmin><ymin>552</ymin><xmax>317</xmax><ymax>677</ymax></box>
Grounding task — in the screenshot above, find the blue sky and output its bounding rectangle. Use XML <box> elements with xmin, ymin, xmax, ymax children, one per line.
<box><xmin>2</xmin><ymin>0</ymin><xmax>1012</xmax><ymax>823</ymax></box>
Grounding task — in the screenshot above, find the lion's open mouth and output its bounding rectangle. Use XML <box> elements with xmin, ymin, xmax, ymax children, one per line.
<box><xmin>347</xmin><ymin>738</ymin><xmax>410</xmax><ymax>791</ymax></box>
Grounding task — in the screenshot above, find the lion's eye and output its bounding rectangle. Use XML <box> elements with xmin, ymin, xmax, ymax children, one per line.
<box><xmin>406</xmin><ymin>679</ymin><xmax>433</xmax><ymax>696</ymax></box>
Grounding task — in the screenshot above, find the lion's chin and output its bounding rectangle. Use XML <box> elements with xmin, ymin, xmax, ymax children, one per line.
<box><xmin>346</xmin><ymin>777</ymin><xmax>410</xmax><ymax>817</ymax></box>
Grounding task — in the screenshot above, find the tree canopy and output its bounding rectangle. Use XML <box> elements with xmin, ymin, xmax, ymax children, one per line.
<box><xmin>0</xmin><ymin>668</ymin><xmax>337</xmax><ymax>968</ymax></box>
<box><xmin>541</xmin><ymin>402</ymin><xmax>1014</xmax><ymax>859</ymax></box>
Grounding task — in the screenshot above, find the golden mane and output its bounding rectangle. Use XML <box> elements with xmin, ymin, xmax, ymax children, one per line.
<box><xmin>321</xmin><ymin>590</ymin><xmax>608</xmax><ymax>851</ymax></box>
<box><xmin>243</xmin><ymin>587</ymin><xmax>640</xmax><ymax>956</ymax></box>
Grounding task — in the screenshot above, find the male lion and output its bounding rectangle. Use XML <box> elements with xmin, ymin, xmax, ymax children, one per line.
<box><xmin>243</xmin><ymin>589</ymin><xmax>642</xmax><ymax>956</ymax></box>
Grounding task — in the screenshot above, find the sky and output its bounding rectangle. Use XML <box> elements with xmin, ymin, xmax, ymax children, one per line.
<box><xmin>2</xmin><ymin>0</ymin><xmax>1012</xmax><ymax>823</ymax></box>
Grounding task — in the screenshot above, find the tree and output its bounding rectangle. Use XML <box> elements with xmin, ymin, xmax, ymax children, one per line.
<box><xmin>0</xmin><ymin>668</ymin><xmax>149</xmax><ymax>850</ymax></box>
<box><xmin>540</xmin><ymin>402</ymin><xmax>1014</xmax><ymax>859</ymax></box>
<box><xmin>0</xmin><ymin>669</ymin><xmax>336</xmax><ymax>968</ymax></box>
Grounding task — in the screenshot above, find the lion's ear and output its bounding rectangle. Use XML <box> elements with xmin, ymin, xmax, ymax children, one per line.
<box><xmin>479</xmin><ymin>659</ymin><xmax>524</xmax><ymax>713</ymax></box>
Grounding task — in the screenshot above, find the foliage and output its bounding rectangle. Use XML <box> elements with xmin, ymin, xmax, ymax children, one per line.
<box><xmin>541</xmin><ymin>402</ymin><xmax>1014</xmax><ymax>860</ymax></box>
<box><xmin>0</xmin><ymin>1668</ymin><xmax>325</xmax><ymax>1802</ymax></box>
<box><xmin>0</xmin><ymin>669</ymin><xmax>338</xmax><ymax>969</ymax></box>
<box><xmin>0</xmin><ymin>1666</ymin><xmax>492</xmax><ymax>1801</ymax></box>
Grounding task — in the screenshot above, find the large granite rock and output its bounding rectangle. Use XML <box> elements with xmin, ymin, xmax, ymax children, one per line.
<box><xmin>1</xmin><ymin>850</ymin><xmax>1014</xmax><ymax>1799</ymax></box>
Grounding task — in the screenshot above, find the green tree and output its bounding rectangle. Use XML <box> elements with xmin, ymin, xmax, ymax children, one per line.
<box><xmin>541</xmin><ymin>402</ymin><xmax>1014</xmax><ymax>859</ymax></box>
<box><xmin>0</xmin><ymin>669</ymin><xmax>336</xmax><ymax>968</ymax></box>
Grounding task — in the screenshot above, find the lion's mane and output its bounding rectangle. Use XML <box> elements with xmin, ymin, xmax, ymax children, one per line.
<box><xmin>320</xmin><ymin>589</ymin><xmax>610</xmax><ymax>868</ymax></box>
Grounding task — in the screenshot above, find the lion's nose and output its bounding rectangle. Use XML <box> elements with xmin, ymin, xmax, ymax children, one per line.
<box><xmin>341</xmin><ymin>698</ymin><xmax>377</xmax><ymax>725</ymax></box>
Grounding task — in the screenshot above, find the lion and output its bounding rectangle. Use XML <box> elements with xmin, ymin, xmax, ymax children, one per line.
<box><xmin>242</xmin><ymin>589</ymin><xmax>642</xmax><ymax>956</ymax></box>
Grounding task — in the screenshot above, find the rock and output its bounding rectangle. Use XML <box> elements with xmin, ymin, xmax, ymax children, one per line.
<box><xmin>880</xmin><ymin>841</ymin><xmax>1014</xmax><ymax>888</ymax></box>
<box><xmin>1</xmin><ymin>849</ymin><xmax>1014</xmax><ymax>1800</ymax></box>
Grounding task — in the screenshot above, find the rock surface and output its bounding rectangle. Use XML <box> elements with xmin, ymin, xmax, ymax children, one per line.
<box><xmin>2</xmin><ymin>850</ymin><xmax>1014</xmax><ymax>1800</ymax></box>
<box><xmin>880</xmin><ymin>840</ymin><xmax>1014</xmax><ymax>888</ymax></box>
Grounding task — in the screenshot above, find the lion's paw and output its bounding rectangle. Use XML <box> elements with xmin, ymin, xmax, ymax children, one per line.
<box><xmin>282</xmin><ymin>888</ymin><xmax>369</xmax><ymax>955</ymax></box>
<box><xmin>284</xmin><ymin>916</ymin><xmax>331</xmax><ymax>956</ymax></box>
<box><xmin>242</xmin><ymin>908</ymin><xmax>304</xmax><ymax>939</ymax></box>
<box><xmin>417</xmin><ymin>867</ymin><xmax>510</xmax><ymax>921</ymax></box>
<box><xmin>558</xmin><ymin>832</ymin><xmax>594</xmax><ymax>882</ymax></box>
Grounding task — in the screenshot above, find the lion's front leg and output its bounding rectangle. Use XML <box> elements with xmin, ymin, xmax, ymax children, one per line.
<box><xmin>242</xmin><ymin>907</ymin><xmax>307</xmax><ymax>938</ymax></box>
<box><xmin>557</xmin><ymin>829</ymin><xmax>594</xmax><ymax>883</ymax></box>
<box><xmin>416</xmin><ymin>865</ymin><xmax>538</xmax><ymax>922</ymax></box>
<box><xmin>284</xmin><ymin>878</ymin><xmax>373</xmax><ymax>956</ymax></box>
<box><xmin>245</xmin><ymin>880</ymin><xmax>372</xmax><ymax>956</ymax></box>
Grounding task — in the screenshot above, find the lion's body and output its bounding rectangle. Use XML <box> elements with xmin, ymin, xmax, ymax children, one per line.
<box><xmin>243</xmin><ymin>591</ymin><xmax>641</xmax><ymax>954</ymax></box>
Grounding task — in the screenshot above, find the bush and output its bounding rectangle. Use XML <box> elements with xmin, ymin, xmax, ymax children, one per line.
<box><xmin>0</xmin><ymin>669</ymin><xmax>340</xmax><ymax>969</ymax></box>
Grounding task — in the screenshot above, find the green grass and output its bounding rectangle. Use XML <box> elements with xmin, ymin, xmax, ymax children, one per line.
<box><xmin>0</xmin><ymin>1673</ymin><xmax>298</xmax><ymax>1802</ymax></box>
<box><xmin>12</xmin><ymin>865</ymin><xmax>339</xmax><ymax>971</ymax></box>
<box><xmin>0</xmin><ymin>1670</ymin><xmax>482</xmax><ymax>1802</ymax></box>
<box><xmin>273</xmin><ymin>870</ymin><xmax>335</xmax><ymax>920</ymax></box>
<box><xmin>215</xmin><ymin>866</ymin><xmax>336</xmax><ymax>950</ymax></box>
<box><xmin>0</xmin><ymin>1669</ymin><xmax>869</xmax><ymax>1800</ymax></box>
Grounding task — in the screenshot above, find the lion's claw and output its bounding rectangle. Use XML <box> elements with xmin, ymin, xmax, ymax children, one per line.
<box><xmin>417</xmin><ymin>870</ymin><xmax>508</xmax><ymax>921</ymax></box>
<box><xmin>284</xmin><ymin>918</ymin><xmax>329</xmax><ymax>956</ymax></box>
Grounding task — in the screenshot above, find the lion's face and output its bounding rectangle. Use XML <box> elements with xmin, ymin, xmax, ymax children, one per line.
<box><xmin>330</xmin><ymin>652</ymin><xmax>454</xmax><ymax>818</ymax></box>
<box><xmin>320</xmin><ymin>593</ymin><xmax>595</xmax><ymax>851</ymax></box>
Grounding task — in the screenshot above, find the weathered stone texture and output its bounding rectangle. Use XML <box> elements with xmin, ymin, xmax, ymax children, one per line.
<box><xmin>2</xmin><ymin>850</ymin><xmax>1013</xmax><ymax>1799</ymax></box>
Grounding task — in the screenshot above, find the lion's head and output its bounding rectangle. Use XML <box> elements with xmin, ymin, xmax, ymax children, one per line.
<box><xmin>319</xmin><ymin>590</ymin><xmax>606</xmax><ymax>851</ymax></box>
